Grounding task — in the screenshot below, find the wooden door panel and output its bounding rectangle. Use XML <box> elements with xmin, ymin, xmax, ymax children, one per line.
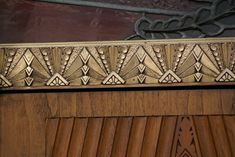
<box><xmin>46</xmin><ymin>116</ymin><xmax>235</xmax><ymax>157</ymax></box>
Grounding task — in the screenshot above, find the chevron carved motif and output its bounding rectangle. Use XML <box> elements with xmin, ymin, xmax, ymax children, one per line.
<box><xmin>0</xmin><ymin>38</ymin><xmax>234</xmax><ymax>90</ymax></box>
<box><xmin>171</xmin><ymin>116</ymin><xmax>202</xmax><ymax>157</ymax></box>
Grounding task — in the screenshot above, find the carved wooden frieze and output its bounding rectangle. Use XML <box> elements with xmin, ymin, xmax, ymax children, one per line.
<box><xmin>0</xmin><ymin>38</ymin><xmax>235</xmax><ymax>90</ymax></box>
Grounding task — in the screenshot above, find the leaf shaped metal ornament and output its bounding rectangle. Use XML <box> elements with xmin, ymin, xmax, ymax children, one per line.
<box><xmin>131</xmin><ymin>0</ymin><xmax>235</xmax><ymax>40</ymax></box>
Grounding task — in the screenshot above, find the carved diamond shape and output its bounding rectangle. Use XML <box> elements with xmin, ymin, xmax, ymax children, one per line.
<box><xmin>102</xmin><ymin>71</ymin><xmax>125</xmax><ymax>85</ymax></box>
<box><xmin>81</xmin><ymin>65</ymin><xmax>89</xmax><ymax>75</ymax></box>
<box><xmin>23</xmin><ymin>49</ymin><xmax>34</xmax><ymax>65</ymax></box>
<box><xmin>25</xmin><ymin>77</ymin><xmax>34</xmax><ymax>86</ymax></box>
<box><xmin>136</xmin><ymin>46</ymin><xmax>147</xmax><ymax>62</ymax></box>
<box><xmin>194</xmin><ymin>72</ymin><xmax>203</xmax><ymax>82</ymax></box>
<box><xmin>80</xmin><ymin>48</ymin><xmax>91</xmax><ymax>64</ymax></box>
<box><xmin>25</xmin><ymin>66</ymin><xmax>33</xmax><ymax>76</ymax></box>
<box><xmin>137</xmin><ymin>64</ymin><xmax>146</xmax><ymax>73</ymax></box>
<box><xmin>81</xmin><ymin>76</ymin><xmax>90</xmax><ymax>85</ymax></box>
<box><xmin>192</xmin><ymin>45</ymin><xmax>203</xmax><ymax>61</ymax></box>
<box><xmin>194</xmin><ymin>62</ymin><xmax>202</xmax><ymax>72</ymax></box>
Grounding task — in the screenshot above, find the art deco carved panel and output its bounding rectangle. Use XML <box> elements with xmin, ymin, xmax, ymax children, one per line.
<box><xmin>0</xmin><ymin>38</ymin><xmax>235</xmax><ymax>90</ymax></box>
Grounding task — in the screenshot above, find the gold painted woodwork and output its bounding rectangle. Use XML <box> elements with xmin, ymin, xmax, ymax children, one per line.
<box><xmin>0</xmin><ymin>37</ymin><xmax>235</xmax><ymax>90</ymax></box>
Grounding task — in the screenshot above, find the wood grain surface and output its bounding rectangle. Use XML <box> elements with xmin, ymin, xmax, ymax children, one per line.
<box><xmin>45</xmin><ymin>116</ymin><xmax>235</xmax><ymax>157</ymax></box>
<box><xmin>0</xmin><ymin>89</ymin><xmax>235</xmax><ymax>157</ymax></box>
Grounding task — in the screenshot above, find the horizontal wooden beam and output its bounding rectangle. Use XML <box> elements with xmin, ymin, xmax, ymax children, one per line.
<box><xmin>0</xmin><ymin>37</ymin><xmax>235</xmax><ymax>91</ymax></box>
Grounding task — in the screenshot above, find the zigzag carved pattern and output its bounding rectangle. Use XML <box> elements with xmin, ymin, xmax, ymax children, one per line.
<box><xmin>0</xmin><ymin>38</ymin><xmax>235</xmax><ymax>89</ymax></box>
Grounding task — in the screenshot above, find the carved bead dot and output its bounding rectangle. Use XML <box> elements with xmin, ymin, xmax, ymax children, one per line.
<box><xmin>159</xmin><ymin>59</ymin><xmax>163</xmax><ymax>63</ymax></box>
<box><xmin>8</xmin><ymin>58</ymin><xmax>13</xmax><ymax>62</ymax></box>
<box><xmin>161</xmin><ymin>63</ymin><xmax>165</xmax><ymax>66</ymax></box>
<box><xmin>120</xmin><ymin>60</ymin><xmax>123</xmax><ymax>64</ymax></box>
<box><xmin>44</xmin><ymin>56</ymin><xmax>49</xmax><ymax>61</ymax></box>
<box><xmin>157</xmin><ymin>53</ymin><xmax>161</xmax><ymax>58</ymax></box>
<box><xmin>121</xmin><ymin>54</ymin><xmax>125</xmax><ymax>59</ymax></box>
<box><xmin>42</xmin><ymin>52</ymin><xmax>47</xmax><ymax>56</ymax></box>
<box><xmin>46</xmin><ymin>62</ymin><xmax>51</xmax><ymax>66</ymax></box>
<box><xmin>101</xmin><ymin>55</ymin><xmax>105</xmax><ymax>60</ymax></box>
<box><xmin>65</xmin><ymin>55</ymin><xmax>69</xmax><ymax>61</ymax></box>
<box><xmin>178</xmin><ymin>45</ymin><xmax>184</xmax><ymax>52</ymax></box>
<box><xmin>99</xmin><ymin>50</ymin><xmax>104</xmax><ymax>55</ymax></box>
<box><xmin>103</xmin><ymin>60</ymin><xmax>107</xmax><ymax>64</ymax></box>
<box><xmin>216</xmin><ymin>57</ymin><xmax>220</xmax><ymax>61</ymax></box>
<box><xmin>10</xmin><ymin>52</ymin><xmax>15</xmax><ymax>56</ymax></box>
<box><xmin>177</xmin><ymin>53</ymin><xmax>182</xmax><ymax>58</ymax></box>
<box><xmin>213</xmin><ymin>52</ymin><xmax>218</xmax><ymax>56</ymax></box>
<box><xmin>210</xmin><ymin>45</ymin><xmax>217</xmax><ymax>51</ymax></box>
<box><xmin>66</xmin><ymin>50</ymin><xmax>72</xmax><ymax>55</ymax></box>
<box><xmin>6</xmin><ymin>63</ymin><xmax>10</xmax><ymax>66</ymax></box>
<box><xmin>122</xmin><ymin>47</ymin><xmax>128</xmax><ymax>53</ymax></box>
<box><xmin>154</xmin><ymin>47</ymin><xmax>160</xmax><ymax>53</ymax></box>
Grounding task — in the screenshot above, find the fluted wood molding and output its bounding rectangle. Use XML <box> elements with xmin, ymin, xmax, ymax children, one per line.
<box><xmin>0</xmin><ymin>37</ymin><xmax>235</xmax><ymax>90</ymax></box>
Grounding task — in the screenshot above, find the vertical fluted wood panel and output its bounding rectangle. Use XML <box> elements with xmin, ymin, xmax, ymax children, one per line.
<box><xmin>155</xmin><ymin>117</ymin><xmax>177</xmax><ymax>157</ymax></box>
<box><xmin>224</xmin><ymin>116</ymin><xmax>235</xmax><ymax>157</ymax></box>
<box><xmin>111</xmin><ymin>117</ymin><xmax>132</xmax><ymax>157</ymax></box>
<box><xmin>81</xmin><ymin>118</ymin><xmax>103</xmax><ymax>157</ymax></box>
<box><xmin>46</xmin><ymin>116</ymin><xmax>235</xmax><ymax>157</ymax></box>
<box><xmin>52</xmin><ymin>118</ymin><xmax>74</xmax><ymax>157</ymax></box>
<box><xmin>46</xmin><ymin>118</ymin><xmax>59</xmax><ymax>157</ymax></box>
<box><xmin>97</xmin><ymin>118</ymin><xmax>117</xmax><ymax>157</ymax></box>
<box><xmin>126</xmin><ymin>117</ymin><xmax>147</xmax><ymax>157</ymax></box>
<box><xmin>209</xmin><ymin>116</ymin><xmax>232</xmax><ymax>157</ymax></box>
<box><xmin>67</xmin><ymin>118</ymin><xmax>88</xmax><ymax>157</ymax></box>
<box><xmin>140</xmin><ymin>117</ymin><xmax>162</xmax><ymax>157</ymax></box>
<box><xmin>193</xmin><ymin>116</ymin><xmax>217</xmax><ymax>157</ymax></box>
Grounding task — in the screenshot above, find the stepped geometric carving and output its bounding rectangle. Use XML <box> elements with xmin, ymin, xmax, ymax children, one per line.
<box><xmin>46</xmin><ymin>73</ymin><xmax>69</xmax><ymax>86</ymax></box>
<box><xmin>102</xmin><ymin>71</ymin><xmax>125</xmax><ymax>85</ymax></box>
<box><xmin>0</xmin><ymin>74</ymin><xmax>12</xmax><ymax>87</ymax></box>
<box><xmin>0</xmin><ymin>38</ymin><xmax>235</xmax><ymax>89</ymax></box>
<box><xmin>171</xmin><ymin>116</ymin><xmax>201</xmax><ymax>157</ymax></box>
<box><xmin>159</xmin><ymin>70</ymin><xmax>181</xmax><ymax>83</ymax></box>
<box><xmin>215</xmin><ymin>68</ymin><xmax>235</xmax><ymax>82</ymax></box>
<box><xmin>23</xmin><ymin>50</ymin><xmax>34</xmax><ymax>86</ymax></box>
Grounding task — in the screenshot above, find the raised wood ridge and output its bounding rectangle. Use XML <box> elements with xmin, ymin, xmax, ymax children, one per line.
<box><xmin>0</xmin><ymin>37</ymin><xmax>235</xmax><ymax>90</ymax></box>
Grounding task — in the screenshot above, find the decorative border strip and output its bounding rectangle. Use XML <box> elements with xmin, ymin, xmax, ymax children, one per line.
<box><xmin>0</xmin><ymin>38</ymin><xmax>235</xmax><ymax>90</ymax></box>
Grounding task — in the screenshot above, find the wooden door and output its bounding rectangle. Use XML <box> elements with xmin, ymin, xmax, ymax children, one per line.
<box><xmin>1</xmin><ymin>90</ymin><xmax>235</xmax><ymax>157</ymax></box>
<box><xmin>1</xmin><ymin>1</ymin><xmax>235</xmax><ymax>157</ymax></box>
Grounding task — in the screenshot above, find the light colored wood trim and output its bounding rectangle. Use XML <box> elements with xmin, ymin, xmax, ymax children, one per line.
<box><xmin>0</xmin><ymin>37</ymin><xmax>235</xmax><ymax>90</ymax></box>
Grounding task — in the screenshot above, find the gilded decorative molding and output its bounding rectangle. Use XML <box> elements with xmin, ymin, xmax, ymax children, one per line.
<box><xmin>0</xmin><ymin>38</ymin><xmax>235</xmax><ymax>90</ymax></box>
